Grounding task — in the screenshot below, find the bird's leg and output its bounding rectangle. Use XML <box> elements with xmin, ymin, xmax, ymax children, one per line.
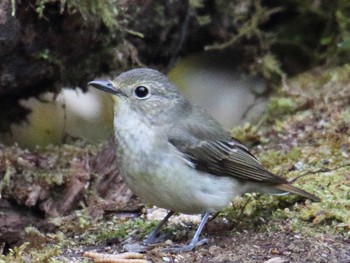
<box><xmin>186</xmin><ymin>212</ymin><xmax>210</xmax><ymax>249</ymax></box>
<box><xmin>164</xmin><ymin>212</ymin><xmax>210</xmax><ymax>252</ymax></box>
<box><xmin>144</xmin><ymin>211</ymin><xmax>174</xmax><ymax>245</ymax></box>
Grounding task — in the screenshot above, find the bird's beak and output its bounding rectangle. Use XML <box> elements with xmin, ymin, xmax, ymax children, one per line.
<box><xmin>88</xmin><ymin>80</ymin><xmax>122</xmax><ymax>96</ymax></box>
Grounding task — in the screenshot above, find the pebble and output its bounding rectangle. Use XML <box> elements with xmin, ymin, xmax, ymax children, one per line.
<box><xmin>165</xmin><ymin>239</ymin><xmax>173</xmax><ymax>245</ymax></box>
<box><xmin>162</xmin><ymin>256</ymin><xmax>171</xmax><ymax>262</ymax></box>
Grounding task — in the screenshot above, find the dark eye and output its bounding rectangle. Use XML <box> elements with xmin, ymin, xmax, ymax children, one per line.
<box><xmin>134</xmin><ymin>86</ymin><xmax>150</xmax><ymax>99</ymax></box>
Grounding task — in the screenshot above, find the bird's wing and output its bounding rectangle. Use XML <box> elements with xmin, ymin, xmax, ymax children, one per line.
<box><xmin>168</xmin><ymin>109</ymin><xmax>287</xmax><ymax>184</ymax></box>
<box><xmin>181</xmin><ymin>138</ymin><xmax>287</xmax><ymax>184</ymax></box>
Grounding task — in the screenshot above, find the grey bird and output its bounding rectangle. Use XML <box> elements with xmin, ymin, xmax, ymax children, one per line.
<box><xmin>88</xmin><ymin>68</ymin><xmax>319</xmax><ymax>252</ymax></box>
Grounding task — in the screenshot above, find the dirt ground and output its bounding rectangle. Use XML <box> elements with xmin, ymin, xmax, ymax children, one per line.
<box><xmin>56</xmin><ymin>212</ymin><xmax>350</xmax><ymax>263</ymax></box>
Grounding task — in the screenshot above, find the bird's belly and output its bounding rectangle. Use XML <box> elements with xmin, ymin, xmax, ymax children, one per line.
<box><xmin>120</xmin><ymin>154</ymin><xmax>244</xmax><ymax>214</ymax></box>
<box><xmin>113</xmin><ymin>110</ymin><xmax>244</xmax><ymax>214</ymax></box>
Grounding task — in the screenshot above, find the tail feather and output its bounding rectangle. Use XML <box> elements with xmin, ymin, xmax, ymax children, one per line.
<box><xmin>275</xmin><ymin>184</ymin><xmax>320</xmax><ymax>202</ymax></box>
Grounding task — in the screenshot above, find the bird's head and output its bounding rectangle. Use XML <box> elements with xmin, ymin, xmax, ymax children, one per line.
<box><xmin>88</xmin><ymin>68</ymin><xmax>189</xmax><ymax>125</ymax></box>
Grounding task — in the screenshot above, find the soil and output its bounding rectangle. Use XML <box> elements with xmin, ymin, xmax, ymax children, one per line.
<box><xmin>57</xmin><ymin>214</ymin><xmax>350</xmax><ymax>263</ymax></box>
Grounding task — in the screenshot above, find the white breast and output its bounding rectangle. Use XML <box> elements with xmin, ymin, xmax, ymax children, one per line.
<box><xmin>113</xmin><ymin>100</ymin><xmax>245</xmax><ymax>214</ymax></box>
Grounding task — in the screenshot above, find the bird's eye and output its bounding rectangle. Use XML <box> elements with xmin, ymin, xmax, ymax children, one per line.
<box><xmin>134</xmin><ymin>86</ymin><xmax>150</xmax><ymax>99</ymax></box>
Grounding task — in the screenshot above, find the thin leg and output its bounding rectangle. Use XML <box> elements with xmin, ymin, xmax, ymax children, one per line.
<box><xmin>164</xmin><ymin>212</ymin><xmax>210</xmax><ymax>252</ymax></box>
<box><xmin>144</xmin><ymin>211</ymin><xmax>174</xmax><ymax>245</ymax></box>
<box><xmin>186</xmin><ymin>212</ymin><xmax>210</xmax><ymax>249</ymax></box>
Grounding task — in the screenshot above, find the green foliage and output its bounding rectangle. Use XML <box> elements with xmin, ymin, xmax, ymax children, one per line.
<box><xmin>17</xmin><ymin>0</ymin><xmax>350</xmax><ymax>88</ymax></box>
<box><xmin>0</xmin><ymin>242</ymin><xmax>30</xmax><ymax>263</ymax></box>
<box><xmin>258</xmin><ymin>53</ymin><xmax>284</xmax><ymax>79</ymax></box>
<box><xmin>266</xmin><ymin>97</ymin><xmax>298</xmax><ymax>117</ymax></box>
<box><xmin>65</xmin><ymin>0</ymin><xmax>119</xmax><ymax>28</ymax></box>
<box><xmin>225</xmin><ymin>65</ymin><xmax>350</xmax><ymax>240</ymax></box>
<box><xmin>203</xmin><ymin>0</ymin><xmax>350</xmax><ymax>78</ymax></box>
<box><xmin>35</xmin><ymin>0</ymin><xmax>119</xmax><ymax>28</ymax></box>
<box><xmin>0</xmin><ymin>240</ymin><xmax>62</xmax><ymax>263</ymax></box>
<box><xmin>260</xmin><ymin>66</ymin><xmax>349</xmax><ymax>233</ymax></box>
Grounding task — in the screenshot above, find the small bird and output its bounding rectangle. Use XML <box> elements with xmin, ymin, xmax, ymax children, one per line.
<box><xmin>88</xmin><ymin>68</ymin><xmax>319</xmax><ymax>252</ymax></box>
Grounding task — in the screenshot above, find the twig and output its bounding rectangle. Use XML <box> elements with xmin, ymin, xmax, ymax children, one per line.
<box><xmin>289</xmin><ymin>163</ymin><xmax>350</xmax><ymax>183</ymax></box>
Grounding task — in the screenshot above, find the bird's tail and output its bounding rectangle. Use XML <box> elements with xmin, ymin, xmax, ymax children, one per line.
<box><xmin>275</xmin><ymin>184</ymin><xmax>320</xmax><ymax>202</ymax></box>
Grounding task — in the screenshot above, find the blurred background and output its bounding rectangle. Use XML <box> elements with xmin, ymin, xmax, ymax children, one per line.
<box><xmin>0</xmin><ymin>50</ymin><xmax>268</xmax><ymax>147</ymax></box>
<box><xmin>0</xmin><ymin>0</ymin><xmax>349</xmax><ymax>148</ymax></box>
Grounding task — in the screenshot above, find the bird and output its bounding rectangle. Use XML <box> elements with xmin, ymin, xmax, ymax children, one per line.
<box><xmin>88</xmin><ymin>68</ymin><xmax>319</xmax><ymax>252</ymax></box>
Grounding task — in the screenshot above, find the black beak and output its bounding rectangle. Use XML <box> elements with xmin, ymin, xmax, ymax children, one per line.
<box><xmin>88</xmin><ymin>80</ymin><xmax>121</xmax><ymax>96</ymax></box>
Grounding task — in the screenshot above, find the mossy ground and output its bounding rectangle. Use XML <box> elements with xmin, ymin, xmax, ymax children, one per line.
<box><xmin>1</xmin><ymin>65</ymin><xmax>350</xmax><ymax>262</ymax></box>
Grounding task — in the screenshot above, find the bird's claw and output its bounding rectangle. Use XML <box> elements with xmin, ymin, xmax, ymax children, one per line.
<box><xmin>162</xmin><ymin>238</ymin><xmax>209</xmax><ymax>253</ymax></box>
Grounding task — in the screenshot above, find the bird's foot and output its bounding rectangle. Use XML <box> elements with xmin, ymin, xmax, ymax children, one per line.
<box><xmin>143</xmin><ymin>234</ymin><xmax>157</xmax><ymax>245</ymax></box>
<box><xmin>143</xmin><ymin>232</ymin><xmax>172</xmax><ymax>246</ymax></box>
<box><xmin>162</xmin><ymin>238</ymin><xmax>209</xmax><ymax>253</ymax></box>
<box><xmin>143</xmin><ymin>211</ymin><xmax>174</xmax><ymax>245</ymax></box>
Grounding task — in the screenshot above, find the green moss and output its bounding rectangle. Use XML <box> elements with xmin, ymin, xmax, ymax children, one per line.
<box><xmin>34</xmin><ymin>0</ymin><xmax>120</xmax><ymax>29</ymax></box>
<box><xmin>203</xmin><ymin>1</ymin><xmax>350</xmax><ymax>79</ymax></box>
<box><xmin>223</xmin><ymin>162</ymin><xmax>349</xmax><ymax>236</ymax></box>
<box><xmin>0</xmin><ymin>211</ymin><xmax>162</xmax><ymax>262</ymax></box>
<box><xmin>266</xmin><ymin>97</ymin><xmax>298</xmax><ymax>118</ymax></box>
<box><xmin>0</xmin><ymin>242</ymin><xmax>30</xmax><ymax>263</ymax></box>
<box><xmin>0</xmin><ymin>142</ymin><xmax>102</xmax><ymax>218</ymax></box>
<box><xmin>0</xmin><ymin>240</ymin><xmax>62</xmax><ymax>263</ymax></box>
<box><xmin>78</xmin><ymin>216</ymin><xmax>162</xmax><ymax>246</ymax></box>
<box><xmin>226</xmin><ymin>65</ymin><xmax>350</xmax><ymax>238</ymax></box>
<box><xmin>230</xmin><ymin>123</ymin><xmax>261</xmax><ymax>146</ymax></box>
<box><xmin>259</xmin><ymin>53</ymin><xmax>284</xmax><ymax>79</ymax></box>
<box><xmin>66</xmin><ymin>0</ymin><xmax>119</xmax><ymax>28</ymax></box>
<box><xmin>29</xmin><ymin>245</ymin><xmax>62</xmax><ymax>263</ymax></box>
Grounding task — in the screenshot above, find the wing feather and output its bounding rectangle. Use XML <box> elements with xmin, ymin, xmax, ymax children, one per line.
<box><xmin>171</xmin><ymin>137</ymin><xmax>287</xmax><ymax>184</ymax></box>
<box><xmin>167</xmin><ymin>105</ymin><xmax>287</xmax><ymax>184</ymax></box>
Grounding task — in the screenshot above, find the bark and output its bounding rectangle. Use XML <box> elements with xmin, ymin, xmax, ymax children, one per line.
<box><xmin>0</xmin><ymin>141</ymin><xmax>142</xmax><ymax>246</ymax></box>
